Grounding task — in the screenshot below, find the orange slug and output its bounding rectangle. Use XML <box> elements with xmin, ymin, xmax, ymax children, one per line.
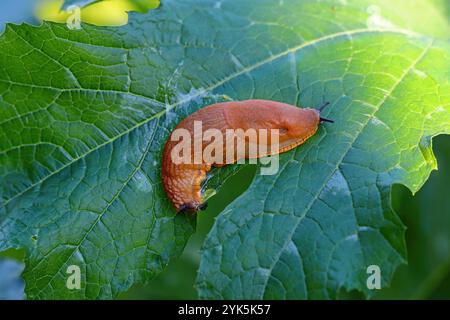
<box><xmin>162</xmin><ymin>99</ymin><xmax>333</xmax><ymax>213</ymax></box>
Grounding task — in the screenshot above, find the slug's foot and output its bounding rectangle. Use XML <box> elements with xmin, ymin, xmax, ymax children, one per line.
<box><xmin>178</xmin><ymin>202</ymin><xmax>208</xmax><ymax>213</ymax></box>
<box><xmin>198</xmin><ymin>202</ymin><xmax>208</xmax><ymax>211</ymax></box>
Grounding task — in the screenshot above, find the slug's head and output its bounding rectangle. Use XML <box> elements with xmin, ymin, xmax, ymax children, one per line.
<box><xmin>218</xmin><ymin>99</ymin><xmax>333</xmax><ymax>155</ymax></box>
<box><xmin>274</xmin><ymin>102</ymin><xmax>333</xmax><ymax>148</ymax></box>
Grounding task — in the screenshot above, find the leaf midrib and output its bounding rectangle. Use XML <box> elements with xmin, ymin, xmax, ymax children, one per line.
<box><xmin>0</xmin><ymin>27</ymin><xmax>424</xmax><ymax>209</ymax></box>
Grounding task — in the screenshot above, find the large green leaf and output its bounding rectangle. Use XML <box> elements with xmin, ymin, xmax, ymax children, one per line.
<box><xmin>0</xmin><ymin>0</ymin><xmax>449</xmax><ymax>299</ymax></box>
<box><xmin>194</xmin><ymin>1</ymin><xmax>450</xmax><ymax>298</ymax></box>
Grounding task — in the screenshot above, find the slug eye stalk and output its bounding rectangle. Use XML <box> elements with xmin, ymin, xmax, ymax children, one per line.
<box><xmin>319</xmin><ymin>117</ymin><xmax>334</xmax><ymax>123</ymax></box>
<box><xmin>318</xmin><ymin>101</ymin><xmax>330</xmax><ymax>111</ymax></box>
<box><xmin>318</xmin><ymin>102</ymin><xmax>334</xmax><ymax>123</ymax></box>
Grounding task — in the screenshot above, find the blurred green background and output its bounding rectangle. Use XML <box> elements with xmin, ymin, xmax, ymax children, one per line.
<box><xmin>0</xmin><ymin>0</ymin><xmax>449</xmax><ymax>300</ymax></box>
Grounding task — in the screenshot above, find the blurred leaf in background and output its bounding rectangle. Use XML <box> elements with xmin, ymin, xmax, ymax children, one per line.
<box><xmin>0</xmin><ymin>254</ymin><xmax>25</xmax><ymax>300</ymax></box>
<box><xmin>0</xmin><ymin>0</ymin><xmax>36</xmax><ymax>31</ymax></box>
<box><xmin>35</xmin><ymin>0</ymin><xmax>160</xmax><ymax>26</ymax></box>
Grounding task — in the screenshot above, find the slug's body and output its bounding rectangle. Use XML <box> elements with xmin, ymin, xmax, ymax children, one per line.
<box><xmin>162</xmin><ymin>99</ymin><xmax>331</xmax><ymax>212</ymax></box>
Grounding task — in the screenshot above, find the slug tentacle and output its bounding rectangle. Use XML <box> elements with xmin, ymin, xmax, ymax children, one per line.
<box><xmin>161</xmin><ymin>99</ymin><xmax>331</xmax><ymax>213</ymax></box>
<box><xmin>320</xmin><ymin>117</ymin><xmax>334</xmax><ymax>123</ymax></box>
